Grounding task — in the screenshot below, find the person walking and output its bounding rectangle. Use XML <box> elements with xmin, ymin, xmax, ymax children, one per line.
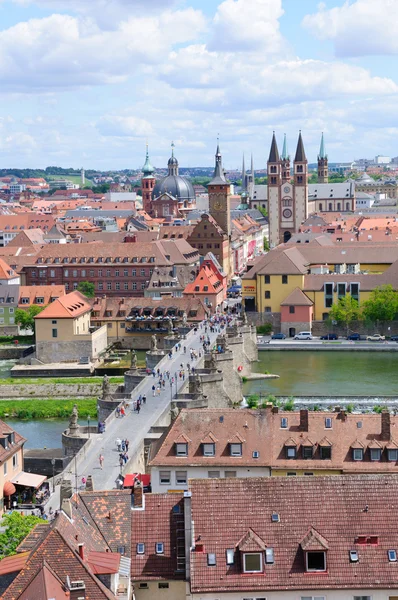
<box><xmin>119</xmin><ymin>455</ymin><xmax>124</xmax><ymax>469</ymax></box>
<box><xmin>116</xmin><ymin>438</ymin><xmax>122</xmax><ymax>452</ymax></box>
<box><xmin>156</xmin><ymin>386</ymin><xmax>161</xmax><ymax>396</ymax></box>
<box><xmin>142</xmin><ymin>395</ymin><xmax>146</xmax><ymax>405</ymax></box>
<box><xmin>125</xmin><ymin>439</ymin><xmax>129</xmax><ymax>451</ymax></box>
<box><xmin>137</xmin><ymin>402</ymin><xmax>141</xmax><ymax>414</ymax></box>
<box><xmin>99</xmin><ymin>454</ymin><xmax>104</xmax><ymax>470</ymax></box>
<box><xmin>152</xmin><ymin>384</ymin><xmax>156</xmax><ymax>397</ymax></box>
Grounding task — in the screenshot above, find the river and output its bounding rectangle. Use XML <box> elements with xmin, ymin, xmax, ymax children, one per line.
<box><xmin>244</xmin><ymin>350</ymin><xmax>398</xmax><ymax>397</ymax></box>
<box><xmin>5</xmin><ymin>419</ymin><xmax>88</xmax><ymax>449</ymax></box>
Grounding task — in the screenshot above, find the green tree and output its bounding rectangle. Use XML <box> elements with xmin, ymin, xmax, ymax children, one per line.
<box><xmin>0</xmin><ymin>512</ymin><xmax>44</xmax><ymax>558</ymax></box>
<box><xmin>362</xmin><ymin>285</ymin><xmax>398</xmax><ymax>328</ymax></box>
<box><xmin>15</xmin><ymin>305</ymin><xmax>45</xmax><ymax>334</ymax></box>
<box><xmin>328</xmin><ymin>294</ymin><xmax>361</xmax><ymax>335</ymax></box>
<box><xmin>77</xmin><ymin>281</ymin><xmax>95</xmax><ymax>298</ymax></box>
<box><xmin>263</xmin><ymin>237</ymin><xmax>270</xmax><ymax>252</ymax></box>
<box><xmin>258</xmin><ymin>206</ymin><xmax>268</xmax><ymax>218</ymax></box>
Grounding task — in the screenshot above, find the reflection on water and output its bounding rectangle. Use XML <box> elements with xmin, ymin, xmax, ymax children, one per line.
<box><xmin>245</xmin><ymin>351</ymin><xmax>398</xmax><ymax>397</ymax></box>
<box><xmin>0</xmin><ymin>360</ymin><xmax>16</xmax><ymax>378</ymax></box>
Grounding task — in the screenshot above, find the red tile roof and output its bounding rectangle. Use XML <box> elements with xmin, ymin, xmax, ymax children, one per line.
<box><xmin>131</xmin><ymin>493</ymin><xmax>185</xmax><ymax>581</ymax></box>
<box><xmin>189</xmin><ymin>474</ymin><xmax>398</xmax><ymax>593</ymax></box>
<box><xmin>34</xmin><ymin>291</ymin><xmax>91</xmax><ymax>319</ymax></box>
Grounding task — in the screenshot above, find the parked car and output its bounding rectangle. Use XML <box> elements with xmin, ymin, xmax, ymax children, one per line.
<box><xmin>294</xmin><ymin>331</ymin><xmax>313</xmax><ymax>340</ymax></box>
<box><xmin>271</xmin><ymin>333</ymin><xmax>286</xmax><ymax>340</ymax></box>
<box><xmin>366</xmin><ymin>334</ymin><xmax>386</xmax><ymax>341</ymax></box>
<box><xmin>347</xmin><ymin>333</ymin><xmax>361</xmax><ymax>341</ymax></box>
<box><xmin>320</xmin><ymin>333</ymin><xmax>338</xmax><ymax>340</ymax></box>
<box><xmin>390</xmin><ymin>335</ymin><xmax>398</xmax><ymax>342</ymax></box>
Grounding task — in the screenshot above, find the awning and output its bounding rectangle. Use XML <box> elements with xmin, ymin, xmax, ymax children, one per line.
<box><xmin>3</xmin><ymin>481</ymin><xmax>16</xmax><ymax>496</ymax></box>
<box><xmin>12</xmin><ymin>472</ymin><xmax>47</xmax><ymax>489</ymax></box>
<box><xmin>123</xmin><ymin>473</ymin><xmax>150</xmax><ymax>488</ymax></box>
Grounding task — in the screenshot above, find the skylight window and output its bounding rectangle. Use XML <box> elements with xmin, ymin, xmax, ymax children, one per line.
<box><xmin>137</xmin><ymin>543</ymin><xmax>145</xmax><ymax>555</ymax></box>
<box><xmin>271</xmin><ymin>513</ymin><xmax>280</xmax><ymax>523</ymax></box>
<box><xmin>349</xmin><ymin>550</ymin><xmax>359</xmax><ymax>563</ymax></box>
<box><xmin>155</xmin><ymin>543</ymin><xmax>164</xmax><ymax>554</ymax></box>
<box><xmin>226</xmin><ymin>549</ymin><xmax>234</xmax><ymax>565</ymax></box>
<box><xmin>388</xmin><ymin>550</ymin><xmax>397</xmax><ymax>562</ymax></box>
<box><xmin>265</xmin><ymin>548</ymin><xmax>274</xmax><ymax>564</ymax></box>
<box><xmin>207</xmin><ymin>553</ymin><xmax>216</xmax><ymax>566</ymax></box>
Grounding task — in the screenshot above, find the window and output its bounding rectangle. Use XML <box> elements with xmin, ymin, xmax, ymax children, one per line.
<box><xmin>388</xmin><ymin>449</ymin><xmax>398</xmax><ymax>461</ymax></box>
<box><xmin>132</xmin><ymin>282</ymin><xmax>137</xmax><ymax>290</ymax></box>
<box><xmin>230</xmin><ymin>443</ymin><xmax>242</xmax><ymax>456</ymax></box>
<box><xmin>303</xmin><ymin>446</ymin><xmax>313</xmax><ymax>459</ymax></box>
<box><xmin>226</xmin><ymin>548</ymin><xmax>234</xmax><ymax>564</ymax></box>
<box><xmin>337</xmin><ymin>283</ymin><xmax>346</xmax><ymax>299</ymax></box>
<box><xmin>325</xmin><ymin>417</ymin><xmax>332</xmax><ymax>429</ymax></box>
<box><xmin>175</xmin><ymin>443</ymin><xmax>187</xmax><ymax>456</ymax></box>
<box><xmin>90</xmin><ymin>270</ymin><xmax>94</xmax><ymax>277</ymax></box>
<box><xmin>243</xmin><ymin>552</ymin><xmax>262</xmax><ymax>573</ymax></box>
<box><xmin>353</xmin><ymin>448</ymin><xmax>363</xmax><ymax>461</ymax></box>
<box><xmin>350</xmin><ymin>282</ymin><xmax>360</xmax><ymax>302</ymax></box>
<box><xmin>282</xmin><ymin>275</ymin><xmax>288</xmax><ymax>284</ymax></box>
<box><xmin>141</xmin><ymin>283</ymin><xmax>145</xmax><ymax>290</ymax></box>
<box><xmin>252</xmin><ymin>451</ymin><xmax>260</xmax><ymax>458</ymax></box>
<box><xmin>350</xmin><ymin>550</ymin><xmax>359</xmax><ymax>563</ymax></box>
<box><xmin>158</xmin><ymin>583</ymin><xmax>169</xmax><ymax>589</ymax></box>
<box><xmin>98</xmin><ymin>282</ymin><xmax>103</xmax><ymax>291</ymax></box>
<box><xmin>117</xmin><ymin>546</ymin><xmax>126</xmax><ymax>555</ymax></box>
<box><xmin>265</xmin><ymin>290</ymin><xmax>271</xmax><ymax>299</ymax></box>
<box><xmin>265</xmin><ymin>307</ymin><xmax>271</xmax><ymax>313</ymax></box>
<box><xmin>301</xmin><ymin>597</ymin><xmax>326</xmax><ymax>600</ymax></box>
<box><xmin>3</xmin><ymin>462</ymin><xmax>7</xmax><ymax>475</ymax></box>
<box><xmin>289</xmin><ymin>306</ymin><xmax>295</xmax><ymax>314</ymax></box>
<box><xmin>138</xmin><ymin>583</ymin><xmax>148</xmax><ymax>589</ymax></box>
<box><xmin>141</xmin><ymin>269</ymin><xmax>145</xmax><ymax>276</ymax></box>
<box><xmin>116</xmin><ymin>282</ymin><xmax>120</xmax><ymax>290</ymax></box>
<box><xmin>107</xmin><ymin>282</ymin><xmax>112</xmax><ymax>290</ymax></box>
<box><xmin>206</xmin><ymin>553</ymin><xmax>217</xmax><ymax>566</ymax></box>
<box><xmin>12</xmin><ymin>454</ymin><xmax>18</xmax><ymax>468</ymax></box>
<box><xmin>287</xmin><ymin>472</ymin><xmax>296</xmax><ymax>476</ymax></box>
<box><xmin>353</xmin><ymin>597</ymin><xmax>372</xmax><ymax>600</ymax></box>
<box><xmin>281</xmin><ymin>417</ymin><xmax>288</xmax><ymax>428</ymax></box>
<box><xmin>324</xmin><ymin>282</ymin><xmax>334</xmax><ymax>308</ymax></box>
<box><xmin>370</xmin><ymin>448</ymin><xmax>381</xmax><ymax>461</ymax></box>
<box><xmin>175</xmin><ymin>471</ymin><xmax>187</xmax><ymax>485</ymax></box>
<box><xmin>52</xmin><ymin>329</ymin><xmax>57</xmax><ymax>338</ymax></box>
<box><xmin>115</xmin><ymin>270</ymin><xmax>119</xmax><ymax>277</ymax></box>
<box><xmin>264</xmin><ymin>275</ymin><xmax>270</xmax><ymax>284</ymax></box>
<box><xmin>50</xmin><ymin>270</ymin><xmax>55</xmax><ymax>278</ymax></box>
<box><xmin>132</xmin><ymin>269</ymin><xmax>136</xmax><ymax>276</ymax></box>
<box><xmin>124</xmin><ymin>282</ymin><xmax>129</xmax><ymax>290</ymax></box>
<box><xmin>320</xmin><ymin>446</ymin><xmax>331</xmax><ymax>460</ymax></box>
<box><xmin>72</xmin><ymin>270</ymin><xmax>78</xmax><ymax>277</ymax></box>
<box><xmin>159</xmin><ymin>471</ymin><xmax>171</xmax><ymax>485</ymax></box>
<box><xmin>208</xmin><ymin>470</ymin><xmax>220</xmax><ymax>478</ymax></box>
<box><xmin>155</xmin><ymin>543</ymin><xmax>164</xmax><ymax>554</ymax></box>
<box><xmin>286</xmin><ymin>446</ymin><xmax>296</xmax><ymax>459</ymax></box>
<box><xmin>306</xmin><ymin>551</ymin><xmax>326</xmax><ymax>572</ymax></box>
<box><xmin>388</xmin><ymin>550</ymin><xmax>397</xmax><ymax>562</ymax></box>
<box><xmin>136</xmin><ymin>543</ymin><xmax>145</xmax><ymax>554</ymax></box>
<box><xmin>203</xmin><ymin>443</ymin><xmax>215</xmax><ymax>456</ymax></box>
<box><xmin>224</xmin><ymin>471</ymin><xmax>237</xmax><ymax>478</ymax></box>
<box><xmin>265</xmin><ymin>547</ymin><xmax>274</xmax><ymax>564</ymax></box>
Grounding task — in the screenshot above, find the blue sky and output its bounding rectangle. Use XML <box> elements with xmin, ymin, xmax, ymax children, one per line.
<box><xmin>0</xmin><ymin>0</ymin><xmax>397</xmax><ymax>170</ymax></box>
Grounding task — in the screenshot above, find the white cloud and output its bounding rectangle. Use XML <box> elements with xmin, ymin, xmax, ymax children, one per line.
<box><xmin>0</xmin><ymin>8</ymin><xmax>206</xmax><ymax>91</ymax></box>
<box><xmin>302</xmin><ymin>0</ymin><xmax>398</xmax><ymax>56</ymax></box>
<box><xmin>209</xmin><ymin>0</ymin><xmax>284</xmax><ymax>53</ymax></box>
<box><xmin>97</xmin><ymin>115</ymin><xmax>154</xmax><ymax>138</ymax></box>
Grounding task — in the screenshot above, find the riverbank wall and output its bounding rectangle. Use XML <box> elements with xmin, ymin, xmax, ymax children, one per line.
<box><xmin>248</xmin><ymin>395</ymin><xmax>398</xmax><ymax>411</ymax></box>
<box><xmin>0</xmin><ymin>383</ymin><xmax>119</xmax><ymax>398</ymax></box>
<box><xmin>258</xmin><ymin>343</ymin><xmax>398</xmax><ymax>351</ymax></box>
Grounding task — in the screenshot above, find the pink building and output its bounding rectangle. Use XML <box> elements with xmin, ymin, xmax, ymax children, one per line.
<box><xmin>280</xmin><ymin>287</ymin><xmax>313</xmax><ymax>337</ymax></box>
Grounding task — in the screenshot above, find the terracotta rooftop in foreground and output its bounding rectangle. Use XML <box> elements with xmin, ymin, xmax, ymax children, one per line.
<box><xmin>34</xmin><ymin>290</ymin><xmax>91</xmax><ymax>319</ymax></box>
<box><xmin>189</xmin><ymin>474</ymin><xmax>398</xmax><ymax>593</ymax></box>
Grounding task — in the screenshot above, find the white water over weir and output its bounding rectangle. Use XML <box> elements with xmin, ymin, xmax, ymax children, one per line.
<box><xmin>244</xmin><ymin>396</ymin><xmax>398</xmax><ymax>411</ymax></box>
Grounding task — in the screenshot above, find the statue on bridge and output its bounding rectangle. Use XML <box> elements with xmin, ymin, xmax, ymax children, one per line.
<box><xmin>130</xmin><ymin>349</ymin><xmax>137</xmax><ymax>370</ymax></box>
<box><xmin>170</xmin><ymin>403</ymin><xmax>180</xmax><ymax>421</ymax></box>
<box><xmin>150</xmin><ymin>334</ymin><xmax>158</xmax><ymax>352</ymax></box>
<box><xmin>207</xmin><ymin>349</ymin><xmax>217</xmax><ymax>371</ymax></box>
<box><xmin>166</xmin><ymin>319</ymin><xmax>174</xmax><ymax>336</ymax></box>
<box><xmin>68</xmin><ymin>404</ymin><xmax>80</xmax><ymax>436</ymax></box>
<box><xmin>102</xmin><ymin>374</ymin><xmax>112</xmax><ymax>401</ymax></box>
<box><xmin>189</xmin><ymin>373</ymin><xmax>203</xmax><ymax>397</ymax></box>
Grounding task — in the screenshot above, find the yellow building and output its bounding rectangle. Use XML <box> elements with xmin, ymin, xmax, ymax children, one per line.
<box><xmin>243</xmin><ymin>237</ymin><xmax>398</xmax><ymax>329</ymax></box>
<box><xmin>35</xmin><ymin>290</ymin><xmax>107</xmax><ymax>363</ymax></box>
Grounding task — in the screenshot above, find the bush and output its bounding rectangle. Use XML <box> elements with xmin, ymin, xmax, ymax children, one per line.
<box><xmin>312</xmin><ymin>404</ymin><xmax>320</xmax><ymax>412</ymax></box>
<box><xmin>373</xmin><ymin>405</ymin><xmax>385</xmax><ymax>414</ymax></box>
<box><xmin>247</xmin><ymin>394</ymin><xmax>259</xmax><ymax>409</ymax></box>
<box><xmin>257</xmin><ymin>323</ymin><xmax>272</xmax><ymax>335</ymax></box>
<box><xmin>346</xmin><ymin>403</ymin><xmax>354</xmax><ymax>413</ymax></box>
<box><xmin>283</xmin><ymin>397</ymin><xmax>295</xmax><ymax>411</ymax></box>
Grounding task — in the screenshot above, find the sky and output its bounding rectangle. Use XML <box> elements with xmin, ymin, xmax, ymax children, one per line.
<box><xmin>0</xmin><ymin>0</ymin><xmax>397</xmax><ymax>170</ymax></box>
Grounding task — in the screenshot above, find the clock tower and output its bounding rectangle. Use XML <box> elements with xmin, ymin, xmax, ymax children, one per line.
<box><xmin>208</xmin><ymin>141</ymin><xmax>231</xmax><ymax>238</ymax></box>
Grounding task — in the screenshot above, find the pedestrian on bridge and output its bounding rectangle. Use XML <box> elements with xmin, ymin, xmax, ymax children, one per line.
<box><xmin>152</xmin><ymin>384</ymin><xmax>156</xmax><ymax>397</ymax></box>
<box><xmin>99</xmin><ymin>454</ymin><xmax>104</xmax><ymax>470</ymax></box>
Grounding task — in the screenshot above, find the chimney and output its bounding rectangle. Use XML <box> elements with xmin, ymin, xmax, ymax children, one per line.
<box><xmin>338</xmin><ymin>409</ymin><xmax>347</xmax><ymax>422</ymax></box>
<box><xmin>66</xmin><ymin>576</ymin><xmax>86</xmax><ymax>600</ymax></box>
<box><xmin>381</xmin><ymin>410</ymin><xmax>391</xmax><ymax>441</ymax></box>
<box><xmin>271</xmin><ymin>406</ymin><xmax>279</xmax><ymax>414</ymax></box>
<box><xmin>299</xmin><ymin>409</ymin><xmax>308</xmax><ymax>432</ymax></box>
<box><xmin>133</xmin><ymin>480</ymin><xmax>143</xmax><ymax>509</ymax></box>
<box><xmin>78</xmin><ymin>543</ymin><xmax>84</xmax><ymax>560</ymax></box>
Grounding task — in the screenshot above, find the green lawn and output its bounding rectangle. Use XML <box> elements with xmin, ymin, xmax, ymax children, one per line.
<box><xmin>0</xmin><ymin>376</ymin><xmax>124</xmax><ymax>385</ymax></box>
<box><xmin>46</xmin><ymin>174</ymin><xmax>93</xmax><ymax>187</ymax></box>
<box><xmin>0</xmin><ymin>398</ymin><xmax>97</xmax><ymax>419</ymax></box>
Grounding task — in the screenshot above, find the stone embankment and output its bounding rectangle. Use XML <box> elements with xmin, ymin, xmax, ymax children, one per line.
<box><xmin>0</xmin><ymin>383</ymin><xmax>119</xmax><ymax>399</ymax></box>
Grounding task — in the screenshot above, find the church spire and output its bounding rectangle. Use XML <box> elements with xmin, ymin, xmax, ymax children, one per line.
<box><xmin>142</xmin><ymin>142</ymin><xmax>155</xmax><ymax>178</ymax></box>
<box><xmin>318</xmin><ymin>132</ymin><xmax>327</xmax><ymax>159</ymax></box>
<box><xmin>167</xmin><ymin>141</ymin><xmax>179</xmax><ymax>176</ymax></box>
<box><xmin>281</xmin><ymin>133</ymin><xmax>289</xmax><ymax>160</ymax></box>
<box><xmin>210</xmin><ymin>138</ymin><xmax>227</xmax><ymax>184</ymax></box>
<box><xmin>241</xmin><ymin>153</ymin><xmax>246</xmax><ymax>191</ymax></box>
<box><xmin>294</xmin><ymin>130</ymin><xmax>306</xmax><ymax>162</ymax></box>
<box><xmin>268</xmin><ymin>132</ymin><xmax>280</xmax><ymax>163</ymax></box>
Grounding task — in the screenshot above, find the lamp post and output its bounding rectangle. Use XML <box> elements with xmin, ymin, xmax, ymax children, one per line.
<box><xmin>175</xmin><ymin>372</ymin><xmax>178</xmax><ymax>397</ymax></box>
<box><xmin>170</xmin><ymin>379</ymin><xmax>173</xmax><ymax>402</ymax></box>
<box><xmin>87</xmin><ymin>415</ymin><xmax>91</xmax><ymax>438</ymax></box>
<box><xmin>51</xmin><ymin>458</ymin><xmax>55</xmax><ymax>493</ymax></box>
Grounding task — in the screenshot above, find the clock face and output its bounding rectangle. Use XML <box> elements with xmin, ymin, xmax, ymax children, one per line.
<box><xmin>283</xmin><ymin>208</ymin><xmax>292</xmax><ymax>219</ymax></box>
<box><xmin>214</xmin><ymin>201</ymin><xmax>223</xmax><ymax>210</ymax></box>
<box><xmin>284</xmin><ymin>186</ymin><xmax>290</xmax><ymax>193</ymax></box>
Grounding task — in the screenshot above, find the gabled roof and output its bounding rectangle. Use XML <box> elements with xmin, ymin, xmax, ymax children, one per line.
<box><xmin>268</xmin><ymin>132</ymin><xmax>279</xmax><ymax>163</ymax></box>
<box><xmin>0</xmin><ymin>257</ymin><xmax>17</xmax><ymax>280</ymax></box>
<box><xmin>237</xmin><ymin>528</ymin><xmax>267</xmax><ymax>552</ymax></box>
<box><xmin>280</xmin><ymin>287</ymin><xmax>313</xmax><ymax>306</ymax></box>
<box><xmin>34</xmin><ymin>291</ymin><xmax>91</xmax><ymax>320</ymax></box>
<box><xmin>294</xmin><ymin>130</ymin><xmax>306</xmax><ymax>162</ymax></box>
<box><xmin>300</xmin><ymin>527</ymin><xmax>329</xmax><ymax>551</ymax></box>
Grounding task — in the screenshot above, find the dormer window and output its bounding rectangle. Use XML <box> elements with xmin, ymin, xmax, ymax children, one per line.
<box><xmin>243</xmin><ymin>552</ymin><xmax>263</xmax><ymax>573</ymax></box>
<box><xmin>306</xmin><ymin>551</ymin><xmax>326</xmax><ymax>572</ymax></box>
<box><xmin>284</xmin><ymin>438</ymin><xmax>297</xmax><ymax>459</ymax></box>
<box><xmin>302</xmin><ymin>441</ymin><xmax>314</xmax><ymax>459</ymax></box>
<box><xmin>301</xmin><ymin>528</ymin><xmax>328</xmax><ymax>573</ymax></box>
<box><xmin>203</xmin><ymin>443</ymin><xmax>215</xmax><ymax>456</ymax></box>
<box><xmin>353</xmin><ymin>449</ymin><xmax>363</xmax><ymax>461</ymax></box>
<box><xmin>230</xmin><ymin>443</ymin><xmax>242</xmax><ymax>457</ymax></box>
<box><xmin>175</xmin><ymin>443</ymin><xmax>188</xmax><ymax>456</ymax></box>
<box><xmin>388</xmin><ymin>448</ymin><xmax>398</xmax><ymax>462</ymax></box>
<box><xmin>319</xmin><ymin>438</ymin><xmax>332</xmax><ymax>460</ymax></box>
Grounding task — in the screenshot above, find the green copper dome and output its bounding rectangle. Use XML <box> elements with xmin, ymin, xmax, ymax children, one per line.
<box><xmin>142</xmin><ymin>144</ymin><xmax>155</xmax><ymax>178</ymax></box>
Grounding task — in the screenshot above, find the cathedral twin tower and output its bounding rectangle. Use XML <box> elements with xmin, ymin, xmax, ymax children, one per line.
<box><xmin>267</xmin><ymin>131</ymin><xmax>328</xmax><ymax>247</ymax></box>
